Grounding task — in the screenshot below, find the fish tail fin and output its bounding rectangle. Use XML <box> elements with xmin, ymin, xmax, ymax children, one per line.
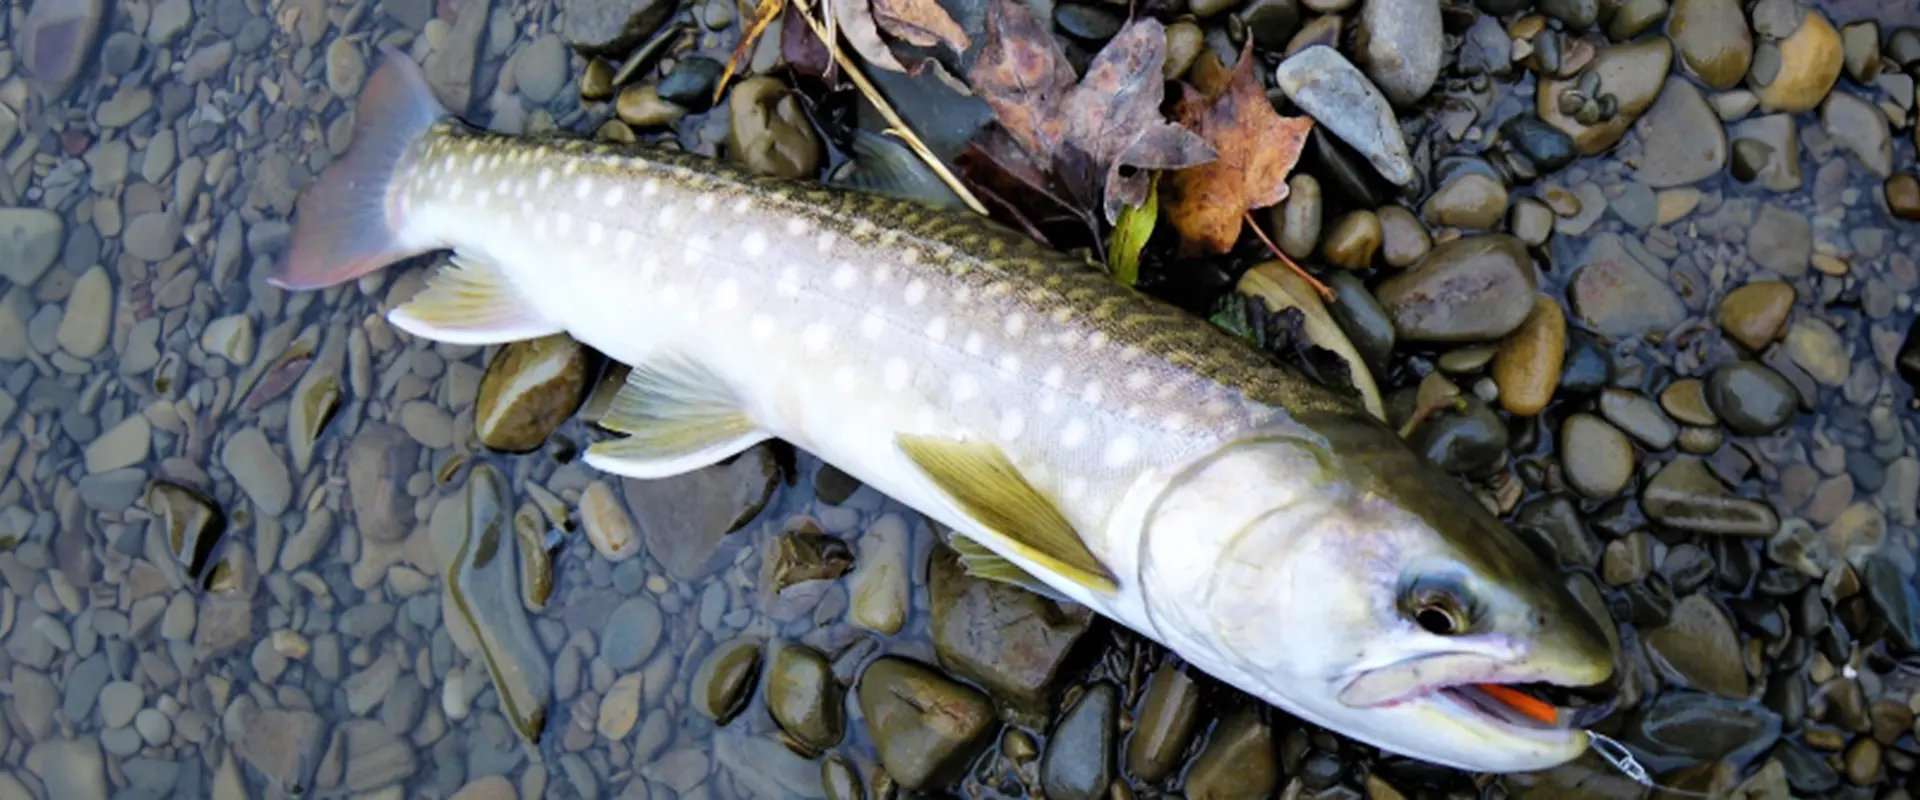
<box><xmin>270</xmin><ymin>45</ymin><xmax>447</xmax><ymax>290</ymax></box>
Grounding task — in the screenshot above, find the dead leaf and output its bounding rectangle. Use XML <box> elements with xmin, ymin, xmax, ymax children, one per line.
<box><xmin>967</xmin><ymin>0</ymin><xmax>1078</xmax><ymax>159</ymax></box>
<box><xmin>781</xmin><ymin>2</ymin><xmax>833</xmax><ymax>77</ymax></box>
<box><xmin>967</xmin><ymin>2</ymin><xmax>1213</xmax><ymax>225</ymax></box>
<box><xmin>871</xmin><ymin>0</ymin><xmax>970</xmax><ymax>52</ymax></box>
<box><xmin>1162</xmin><ymin>43</ymin><xmax>1313</xmax><ymax>257</ymax></box>
<box><xmin>1238</xmin><ymin>262</ymin><xmax>1385</xmax><ymax>421</ymax></box>
<box><xmin>831</xmin><ymin>0</ymin><xmax>909</xmax><ymax>72</ymax></box>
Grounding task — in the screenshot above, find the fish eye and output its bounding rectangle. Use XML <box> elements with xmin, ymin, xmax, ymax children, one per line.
<box><xmin>1400</xmin><ymin>575</ymin><xmax>1473</xmax><ymax>636</ymax></box>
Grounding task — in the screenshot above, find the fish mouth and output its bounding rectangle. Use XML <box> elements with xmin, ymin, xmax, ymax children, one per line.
<box><xmin>1341</xmin><ymin>654</ymin><xmax>1615</xmax><ymax>736</ymax></box>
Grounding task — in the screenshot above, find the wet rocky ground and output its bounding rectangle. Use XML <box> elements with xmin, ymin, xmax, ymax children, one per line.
<box><xmin>2</xmin><ymin>0</ymin><xmax>1920</xmax><ymax>797</ymax></box>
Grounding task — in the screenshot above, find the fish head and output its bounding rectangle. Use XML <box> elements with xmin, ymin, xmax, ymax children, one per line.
<box><xmin>1137</xmin><ymin>416</ymin><xmax>1616</xmax><ymax>773</ymax></box>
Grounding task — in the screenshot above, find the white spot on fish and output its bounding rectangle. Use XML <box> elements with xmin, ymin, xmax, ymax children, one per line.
<box><xmin>1103</xmin><ymin>436</ymin><xmax>1139</xmax><ymax>469</ymax></box>
<box><xmin>604</xmin><ymin>186</ymin><xmax>626</xmax><ymax>206</ymax></box>
<box><xmin>575</xmin><ymin>178</ymin><xmax>594</xmax><ymax>200</ymax></box>
<box><xmin>494</xmin><ymin>178</ymin><xmax>510</xmax><ymax>195</ymax></box>
<box><xmin>464</xmin><ymin>140</ymin><xmax>479</xmax><ymax>154</ymax></box>
<box><xmin>1088</xmin><ymin>331</ymin><xmax>1110</xmax><ymax>350</ymax></box>
<box><xmin>749</xmin><ymin>315</ymin><xmax>775</xmax><ymax>341</ymax></box>
<box><xmin>683</xmin><ymin>234</ymin><xmax>710</xmax><ymax>262</ymax></box>
<box><xmin>785</xmin><ymin>218</ymin><xmax>808</xmax><ymax>237</ymax></box>
<box><xmin>1063</xmin><ymin>477</ymin><xmax>1089</xmax><ymax>503</ymax></box>
<box><xmin>696</xmin><ymin>194</ymin><xmax>717</xmax><ymax>212</ymax></box>
<box><xmin>873</xmin><ymin>263</ymin><xmax>894</xmax><ymax>285</ymax></box>
<box><xmin>1043</xmin><ymin>366</ymin><xmax>1065</xmax><ymax>389</ymax></box>
<box><xmin>615</xmin><ymin>230</ymin><xmax>638</xmax><ymax>254</ymax></box>
<box><xmin>815</xmin><ymin>232</ymin><xmax>837</xmax><ymax>252</ymax></box>
<box><xmin>562</xmin><ymin>160</ymin><xmax>578</xmax><ymax>176</ymax></box>
<box><xmin>832</xmin><ymin>364</ymin><xmax>858</xmax><ymax>392</ymax></box>
<box><xmin>831</xmin><ymin>264</ymin><xmax>858</xmax><ymax>291</ymax></box>
<box><xmin>448</xmin><ymin>178</ymin><xmax>465</xmax><ymax>196</ymax></box>
<box><xmin>657</xmin><ymin>204</ymin><xmax>678</xmax><ymax>226</ymax></box>
<box><xmin>1164</xmin><ymin>413</ymin><xmax>1189</xmax><ymax>432</ymax></box>
<box><xmin>1040</xmin><ymin>393</ymin><xmax>1061</xmax><ymax>414</ymax></box>
<box><xmin>730</xmin><ymin>197</ymin><xmax>752</xmax><ymax>215</ymax></box>
<box><xmin>802</xmin><ymin>323</ymin><xmax>832</xmax><ymax>355</ymax></box>
<box><xmin>742</xmin><ymin>231</ymin><xmax>768</xmax><ymax>257</ymax></box>
<box><xmin>514</xmin><ymin>181</ymin><xmax>529</xmax><ymax>199</ymax></box>
<box><xmin>884</xmin><ymin>359</ymin><xmax>911</xmax><ymax>392</ymax></box>
<box><xmin>998</xmin><ymin>410</ymin><xmax>1026</xmax><ymax>441</ymax></box>
<box><xmin>642</xmin><ymin>179</ymin><xmax>660</xmax><ymax>197</ymax></box>
<box><xmin>1081</xmin><ymin>382</ymin><xmax>1104</xmax><ymax>405</ymax></box>
<box><xmin>860</xmin><ymin>309</ymin><xmax>885</xmax><ymax>339</ymax></box>
<box><xmin>951</xmin><ymin>373</ymin><xmax>979</xmax><ymax>402</ymax></box>
<box><xmin>996</xmin><ymin>354</ymin><xmax>1021</xmax><ymax>378</ymax></box>
<box><xmin>1060</xmin><ymin>419</ymin><xmax>1089</xmax><ymax>450</ymax></box>
<box><xmin>900</xmin><ymin>249</ymin><xmax>921</xmax><ymax>264</ymax></box>
<box><xmin>1126</xmin><ymin>370</ymin><xmax>1154</xmax><ymax>390</ymax></box>
<box><xmin>1004</xmin><ymin>314</ymin><xmax>1027</xmax><ymax>336</ymax></box>
<box><xmin>925</xmin><ymin>316</ymin><xmax>948</xmax><ymax>343</ymax></box>
<box><xmin>1203</xmin><ymin>397</ymin><xmax>1233</xmax><ymax>417</ymax></box>
<box><xmin>1118</xmin><ymin>345</ymin><xmax>1144</xmax><ymax>362</ymax></box>
<box><xmin>904</xmin><ymin>280</ymin><xmax>928</xmax><ymax>307</ymax></box>
<box><xmin>715</xmin><ymin>279</ymin><xmax>741</xmax><ymax>309</ymax></box>
<box><xmin>488</xmin><ymin>153</ymin><xmax>503</xmax><ymax>170</ymax></box>
<box><xmin>963</xmin><ymin>332</ymin><xmax>985</xmax><ymax>356</ymax></box>
<box><xmin>952</xmin><ymin>284</ymin><xmax>973</xmax><ymax>306</ymax></box>
<box><xmin>537</xmin><ymin>169</ymin><xmax>554</xmax><ymax>189</ymax></box>
<box><xmin>777</xmin><ymin>264</ymin><xmax>804</xmax><ymax>297</ymax></box>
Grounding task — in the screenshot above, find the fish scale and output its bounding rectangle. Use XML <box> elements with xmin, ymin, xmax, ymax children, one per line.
<box><xmin>273</xmin><ymin>44</ymin><xmax>1619</xmax><ymax>775</ymax></box>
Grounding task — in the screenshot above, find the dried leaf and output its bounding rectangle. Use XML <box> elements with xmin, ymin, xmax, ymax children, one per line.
<box><xmin>968</xmin><ymin>3</ymin><xmax>1213</xmax><ymax>226</ymax></box>
<box><xmin>1106</xmin><ymin>171</ymin><xmax>1158</xmax><ymax>286</ymax></box>
<box><xmin>781</xmin><ymin>2</ymin><xmax>833</xmax><ymax>77</ymax></box>
<box><xmin>871</xmin><ymin>0</ymin><xmax>970</xmax><ymax>52</ymax></box>
<box><xmin>1237</xmin><ymin>263</ymin><xmax>1385</xmax><ymax>421</ymax></box>
<box><xmin>967</xmin><ymin>0</ymin><xmax>1078</xmax><ymax>159</ymax></box>
<box><xmin>1162</xmin><ymin>43</ymin><xmax>1313</xmax><ymax>256</ymax></box>
<box><xmin>831</xmin><ymin>0</ymin><xmax>908</xmax><ymax>72</ymax></box>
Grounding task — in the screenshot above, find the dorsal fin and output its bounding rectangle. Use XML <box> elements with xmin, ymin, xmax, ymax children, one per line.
<box><xmin>896</xmin><ymin>434</ymin><xmax>1117</xmax><ymax>595</ymax></box>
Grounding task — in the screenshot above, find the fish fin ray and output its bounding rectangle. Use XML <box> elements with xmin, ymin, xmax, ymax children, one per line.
<box><xmin>271</xmin><ymin>45</ymin><xmax>446</xmax><ymax>290</ymax></box>
<box><xmin>896</xmin><ymin>434</ymin><xmax>1117</xmax><ymax>594</ymax></box>
<box><xmin>581</xmin><ymin>354</ymin><xmax>770</xmax><ymax>478</ymax></box>
<box><xmin>387</xmin><ymin>252</ymin><xmax>560</xmax><ymax>345</ymax></box>
<box><xmin>948</xmin><ymin>533</ymin><xmax>1072</xmax><ymax>601</ymax></box>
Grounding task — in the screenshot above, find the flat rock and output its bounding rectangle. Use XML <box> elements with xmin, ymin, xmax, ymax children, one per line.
<box><xmin>1566</xmin><ymin>232</ymin><xmax>1687</xmax><ymax>337</ymax></box>
<box><xmin>347</xmin><ymin>422</ymin><xmax>419</xmax><ymax>542</ymax></box>
<box><xmin>222</xmin><ymin>428</ymin><xmax>290</xmax><ymax>516</ymax></box>
<box><xmin>1273</xmin><ymin>45</ymin><xmax>1416</xmax><ymax>187</ymax></box>
<box><xmin>19</xmin><ymin>0</ymin><xmax>107</xmax><ymax>98</ymax></box>
<box><xmin>0</xmin><ymin>208</ymin><xmax>64</xmax><ymax>286</ymax></box>
<box><xmin>560</xmin><ymin>0</ymin><xmax>673</xmax><ymax>55</ymax></box>
<box><xmin>1357</xmin><ymin>0</ymin><xmax>1442</xmax><ymax>106</ymax></box>
<box><xmin>1633</xmin><ymin>77</ymin><xmax>1727</xmax><ymax>187</ymax></box>
<box><xmin>56</xmin><ymin>265</ymin><xmax>112</xmax><ymax>359</ymax></box>
<box><xmin>24</xmin><ymin>739</ymin><xmax>107</xmax><ymax>800</ymax></box>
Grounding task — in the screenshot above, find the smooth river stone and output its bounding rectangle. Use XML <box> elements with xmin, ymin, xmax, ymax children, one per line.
<box><xmin>1632</xmin><ymin>77</ymin><xmax>1727</xmax><ymax>188</ymax></box>
<box><xmin>1273</xmin><ymin>45</ymin><xmax>1416</xmax><ymax>187</ymax></box>
<box><xmin>432</xmin><ymin>464</ymin><xmax>552</xmax><ymax>744</ymax></box>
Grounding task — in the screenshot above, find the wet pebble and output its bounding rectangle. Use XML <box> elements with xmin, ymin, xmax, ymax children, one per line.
<box><xmin>474</xmin><ymin>334</ymin><xmax>591</xmax><ymax>453</ymax></box>
<box><xmin>1668</xmin><ymin>0</ymin><xmax>1753</xmax><ymax>88</ymax></box>
<box><xmin>1753</xmin><ymin>6</ymin><xmax>1843</xmax><ymax>114</ymax></box>
<box><xmin>1644</xmin><ymin>593</ymin><xmax>1749</xmax><ymax>697</ymax></box>
<box><xmin>692</xmin><ymin>636</ymin><xmax>763</xmax><ymax>724</ymax></box>
<box><xmin>1040</xmin><ymin>682</ymin><xmax>1117</xmax><ymax>800</ymax></box>
<box><xmin>1374</xmin><ymin>234</ymin><xmax>1537</xmax><ymax>342</ymax></box>
<box><xmin>766</xmin><ymin>641</ymin><xmax>844</xmax><ymax>754</ymax></box>
<box><xmin>603</xmin><ymin>596</ymin><xmax>662</xmax><ymax>670</ymax></box>
<box><xmin>1642</xmin><ymin>457</ymin><xmax>1780</xmax><ymax>535</ymax></box>
<box><xmin>727</xmin><ymin>77</ymin><xmax>823</xmax><ymax>180</ymax></box>
<box><xmin>856</xmin><ymin>657</ymin><xmax>995</xmax><ymax>791</ymax></box>
<box><xmin>1375</xmin><ymin>205</ymin><xmax>1429</xmax><ymax>267</ymax></box>
<box><xmin>1321</xmin><ymin>210</ymin><xmax>1382</xmax><ymax>269</ymax></box>
<box><xmin>1718</xmin><ymin>280</ymin><xmax>1795</xmax><ymax>351</ymax></box>
<box><xmin>1562</xmin><ymin>413</ymin><xmax>1635</xmax><ymax>497</ymax></box>
<box><xmin>1600</xmin><ymin>388</ymin><xmax>1678</xmax><ymax>450</ymax></box>
<box><xmin>1490</xmin><ymin>296</ymin><xmax>1564</xmax><ymax>416</ymax></box>
<box><xmin>1422</xmin><ymin>173</ymin><xmax>1507</xmax><ymax>229</ymax></box>
<box><xmin>1567</xmin><ymin>232</ymin><xmax>1686</xmax><ymax>337</ymax></box>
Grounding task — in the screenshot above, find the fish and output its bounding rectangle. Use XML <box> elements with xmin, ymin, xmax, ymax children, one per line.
<box><xmin>271</xmin><ymin>45</ymin><xmax>1618</xmax><ymax>774</ymax></box>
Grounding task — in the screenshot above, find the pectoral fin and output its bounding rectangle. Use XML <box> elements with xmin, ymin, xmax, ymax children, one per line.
<box><xmin>389</xmin><ymin>253</ymin><xmax>561</xmax><ymax>345</ymax></box>
<box><xmin>896</xmin><ymin>434</ymin><xmax>1117</xmax><ymax>595</ymax></box>
<box><xmin>582</xmin><ymin>353</ymin><xmax>771</xmax><ymax>479</ymax></box>
<box><xmin>948</xmin><ymin>533</ymin><xmax>1071</xmax><ymax>602</ymax></box>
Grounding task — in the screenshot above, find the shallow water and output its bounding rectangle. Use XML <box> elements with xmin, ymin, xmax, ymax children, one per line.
<box><xmin>0</xmin><ymin>0</ymin><xmax>1918</xmax><ymax>798</ymax></box>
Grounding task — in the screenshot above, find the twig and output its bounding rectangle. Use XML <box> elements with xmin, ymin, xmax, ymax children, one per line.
<box><xmin>1244</xmin><ymin>211</ymin><xmax>1332</xmax><ymax>300</ymax></box>
<box><xmin>787</xmin><ymin>0</ymin><xmax>990</xmax><ymax>216</ymax></box>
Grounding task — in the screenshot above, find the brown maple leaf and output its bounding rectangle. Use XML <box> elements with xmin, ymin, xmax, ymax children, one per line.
<box><xmin>967</xmin><ymin>0</ymin><xmax>1077</xmax><ymax>159</ymax></box>
<box><xmin>1163</xmin><ymin>42</ymin><xmax>1314</xmax><ymax>257</ymax></box>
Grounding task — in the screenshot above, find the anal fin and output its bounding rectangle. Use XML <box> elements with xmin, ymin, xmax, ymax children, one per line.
<box><xmin>388</xmin><ymin>252</ymin><xmax>561</xmax><ymax>346</ymax></box>
<box><xmin>948</xmin><ymin>533</ymin><xmax>1071</xmax><ymax>602</ymax></box>
<box><xmin>896</xmin><ymin>434</ymin><xmax>1117</xmax><ymax>595</ymax></box>
<box><xmin>581</xmin><ymin>353</ymin><xmax>771</xmax><ymax>479</ymax></box>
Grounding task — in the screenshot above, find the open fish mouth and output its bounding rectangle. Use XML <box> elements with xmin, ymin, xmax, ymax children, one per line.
<box><xmin>1341</xmin><ymin>653</ymin><xmax>1616</xmax><ymax>736</ymax></box>
<box><xmin>1432</xmin><ymin>682</ymin><xmax>1617</xmax><ymax>732</ymax></box>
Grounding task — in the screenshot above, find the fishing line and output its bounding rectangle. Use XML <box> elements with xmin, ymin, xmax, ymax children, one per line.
<box><xmin>1584</xmin><ymin>730</ymin><xmax>1713</xmax><ymax>798</ymax></box>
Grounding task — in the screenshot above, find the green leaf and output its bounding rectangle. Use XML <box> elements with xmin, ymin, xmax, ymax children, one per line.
<box><xmin>1104</xmin><ymin>171</ymin><xmax>1159</xmax><ymax>286</ymax></box>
